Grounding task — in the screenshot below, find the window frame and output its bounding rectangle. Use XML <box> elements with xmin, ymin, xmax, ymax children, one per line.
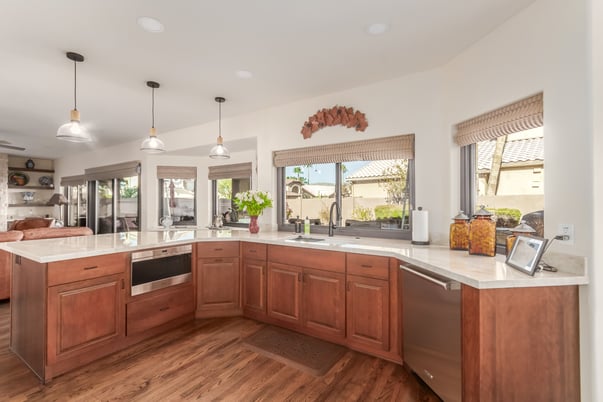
<box><xmin>276</xmin><ymin>160</ymin><xmax>415</xmax><ymax>240</ymax></box>
<box><xmin>210</xmin><ymin>172</ymin><xmax>253</xmax><ymax>229</ymax></box>
<box><xmin>158</xmin><ymin>177</ymin><xmax>197</xmax><ymax>227</ymax></box>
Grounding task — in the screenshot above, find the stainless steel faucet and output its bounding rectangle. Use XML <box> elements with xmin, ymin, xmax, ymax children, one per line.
<box><xmin>328</xmin><ymin>201</ymin><xmax>340</xmax><ymax>237</ymax></box>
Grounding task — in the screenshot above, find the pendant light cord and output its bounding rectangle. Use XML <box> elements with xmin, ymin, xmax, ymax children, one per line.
<box><xmin>151</xmin><ymin>86</ymin><xmax>155</xmax><ymax>129</ymax></box>
<box><xmin>218</xmin><ymin>101</ymin><xmax>222</xmax><ymax>139</ymax></box>
<box><xmin>73</xmin><ymin>59</ymin><xmax>78</xmax><ymax>111</ymax></box>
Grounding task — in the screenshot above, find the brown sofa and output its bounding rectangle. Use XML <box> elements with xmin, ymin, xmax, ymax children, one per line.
<box><xmin>0</xmin><ymin>224</ymin><xmax>93</xmax><ymax>300</ymax></box>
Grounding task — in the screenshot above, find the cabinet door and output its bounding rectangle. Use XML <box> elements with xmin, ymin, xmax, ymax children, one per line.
<box><xmin>243</xmin><ymin>258</ymin><xmax>266</xmax><ymax>316</ymax></box>
<box><xmin>267</xmin><ymin>262</ymin><xmax>302</xmax><ymax>326</ymax></box>
<box><xmin>346</xmin><ymin>274</ymin><xmax>389</xmax><ymax>351</ymax></box>
<box><xmin>197</xmin><ymin>257</ymin><xmax>240</xmax><ymax>316</ymax></box>
<box><xmin>47</xmin><ymin>273</ymin><xmax>125</xmax><ymax>365</ymax></box>
<box><xmin>303</xmin><ymin>268</ymin><xmax>345</xmax><ymax>340</ymax></box>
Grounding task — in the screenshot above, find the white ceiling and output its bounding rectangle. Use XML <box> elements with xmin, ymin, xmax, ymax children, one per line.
<box><xmin>0</xmin><ymin>0</ymin><xmax>535</xmax><ymax>159</ymax></box>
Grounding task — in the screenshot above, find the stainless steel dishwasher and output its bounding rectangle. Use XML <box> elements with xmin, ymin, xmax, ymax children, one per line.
<box><xmin>401</xmin><ymin>262</ymin><xmax>461</xmax><ymax>402</ymax></box>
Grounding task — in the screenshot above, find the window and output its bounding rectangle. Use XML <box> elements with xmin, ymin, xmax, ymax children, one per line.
<box><xmin>275</xmin><ymin>135</ymin><xmax>415</xmax><ymax>239</ymax></box>
<box><xmin>85</xmin><ymin>161</ymin><xmax>140</xmax><ymax>234</ymax></box>
<box><xmin>457</xmin><ymin>93</ymin><xmax>544</xmax><ymax>253</ymax></box>
<box><xmin>61</xmin><ymin>175</ymin><xmax>87</xmax><ymax>227</ymax></box>
<box><xmin>209</xmin><ymin>162</ymin><xmax>252</xmax><ymax>226</ymax></box>
<box><xmin>157</xmin><ymin>166</ymin><xmax>197</xmax><ymax>226</ymax></box>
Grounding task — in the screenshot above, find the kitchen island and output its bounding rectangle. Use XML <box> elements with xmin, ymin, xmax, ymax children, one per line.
<box><xmin>0</xmin><ymin>229</ymin><xmax>587</xmax><ymax>401</ymax></box>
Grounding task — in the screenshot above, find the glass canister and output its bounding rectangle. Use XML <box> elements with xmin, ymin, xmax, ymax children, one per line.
<box><xmin>506</xmin><ymin>220</ymin><xmax>537</xmax><ymax>256</ymax></box>
<box><xmin>468</xmin><ymin>205</ymin><xmax>496</xmax><ymax>256</ymax></box>
<box><xmin>449</xmin><ymin>211</ymin><xmax>470</xmax><ymax>250</ymax></box>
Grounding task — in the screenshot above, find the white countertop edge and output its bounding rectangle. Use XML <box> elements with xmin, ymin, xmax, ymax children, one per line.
<box><xmin>0</xmin><ymin>230</ymin><xmax>588</xmax><ymax>290</ymax></box>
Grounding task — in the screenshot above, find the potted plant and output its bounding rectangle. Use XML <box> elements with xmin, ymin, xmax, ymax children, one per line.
<box><xmin>233</xmin><ymin>190</ymin><xmax>273</xmax><ymax>233</ymax></box>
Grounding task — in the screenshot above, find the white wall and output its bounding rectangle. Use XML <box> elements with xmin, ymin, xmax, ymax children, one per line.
<box><xmin>590</xmin><ymin>0</ymin><xmax>601</xmax><ymax>400</ymax></box>
<box><xmin>54</xmin><ymin>0</ymin><xmax>597</xmax><ymax>398</ymax></box>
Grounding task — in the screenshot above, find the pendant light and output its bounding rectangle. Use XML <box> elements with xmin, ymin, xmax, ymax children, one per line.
<box><xmin>209</xmin><ymin>96</ymin><xmax>230</xmax><ymax>159</ymax></box>
<box><xmin>57</xmin><ymin>52</ymin><xmax>92</xmax><ymax>142</ymax></box>
<box><xmin>140</xmin><ymin>81</ymin><xmax>165</xmax><ymax>153</ymax></box>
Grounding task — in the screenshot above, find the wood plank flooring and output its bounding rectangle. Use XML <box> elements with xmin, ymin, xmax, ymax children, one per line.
<box><xmin>0</xmin><ymin>300</ymin><xmax>440</xmax><ymax>401</ymax></box>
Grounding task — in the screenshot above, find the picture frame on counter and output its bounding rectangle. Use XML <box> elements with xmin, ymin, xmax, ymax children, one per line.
<box><xmin>505</xmin><ymin>235</ymin><xmax>548</xmax><ymax>276</ymax></box>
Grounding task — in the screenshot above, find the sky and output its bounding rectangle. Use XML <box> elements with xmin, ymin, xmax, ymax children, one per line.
<box><xmin>285</xmin><ymin>161</ymin><xmax>369</xmax><ymax>185</ymax></box>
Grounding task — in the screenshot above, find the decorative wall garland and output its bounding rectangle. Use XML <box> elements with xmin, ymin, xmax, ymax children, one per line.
<box><xmin>301</xmin><ymin>105</ymin><xmax>368</xmax><ymax>139</ymax></box>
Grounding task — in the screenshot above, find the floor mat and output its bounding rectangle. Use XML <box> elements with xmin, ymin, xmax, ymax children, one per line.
<box><xmin>242</xmin><ymin>326</ymin><xmax>347</xmax><ymax>376</ymax></box>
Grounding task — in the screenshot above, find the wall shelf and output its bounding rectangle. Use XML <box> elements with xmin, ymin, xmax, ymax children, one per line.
<box><xmin>8</xmin><ymin>185</ymin><xmax>55</xmax><ymax>190</ymax></box>
<box><xmin>8</xmin><ymin>203</ymin><xmax>52</xmax><ymax>207</ymax></box>
<box><xmin>8</xmin><ymin>167</ymin><xmax>55</xmax><ymax>173</ymax></box>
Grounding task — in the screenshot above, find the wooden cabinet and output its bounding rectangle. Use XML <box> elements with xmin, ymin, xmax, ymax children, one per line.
<box><xmin>346</xmin><ymin>274</ymin><xmax>389</xmax><ymax>350</ymax></box>
<box><xmin>127</xmin><ymin>285</ymin><xmax>194</xmax><ymax>335</ymax></box>
<box><xmin>242</xmin><ymin>243</ymin><xmax>267</xmax><ymax>319</ymax></box>
<box><xmin>10</xmin><ymin>252</ymin><xmax>129</xmax><ymax>382</ymax></box>
<box><xmin>267</xmin><ymin>245</ymin><xmax>346</xmax><ymax>342</ymax></box>
<box><xmin>47</xmin><ymin>273</ymin><xmax>125</xmax><ymax>366</ymax></box>
<box><xmin>302</xmin><ymin>268</ymin><xmax>345</xmax><ymax>340</ymax></box>
<box><xmin>267</xmin><ymin>262</ymin><xmax>302</xmax><ymax>325</ymax></box>
<box><xmin>462</xmin><ymin>285</ymin><xmax>580</xmax><ymax>402</ymax></box>
<box><xmin>0</xmin><ymin>250</ymin><xmax>10</xmax><ymax>300</ymax></box>
<box><xmin>346</xmin><ymin>254</ymin><xmax>401</xmax><ymax>363</ymax></box>
<box><xmin>196</xmin><ymin>241</ymin><xmax>241</xmax><ymax>318</ymax></box>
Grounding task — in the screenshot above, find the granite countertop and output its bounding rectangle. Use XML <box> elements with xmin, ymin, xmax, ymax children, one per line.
<box><xmin>0</xmin><ymin>229</ymin><xmax>588</xmax><ymax>290</ymax></box>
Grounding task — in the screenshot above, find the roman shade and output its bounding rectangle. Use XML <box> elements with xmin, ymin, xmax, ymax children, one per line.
<box><xmin>273</xmin><ymin>134</ymin><xmax>414</xmax><ymax>167</ymax></box>
<box><xmin>60</xmin><ymin>174</ymin><xmax>86</xmax><ymax>187</ymax></box>
<box><xmin>157</xmin><ymin>166</ymin><xmax>197</xmax><ymax>179</ymax></box>
<box><xmin>454</xmin><ymin>92</ymin><xmax>543</xmax><ymax>146</ymax></box>
<box><xmin>208</xmin><ymin>162</ymin><xmax>253</xmax><ymax>180</ymax></box>
<box><xmin>85</xmin><ymin>161</ymin><xmax>140</xmax><ymax>181</ymax></box>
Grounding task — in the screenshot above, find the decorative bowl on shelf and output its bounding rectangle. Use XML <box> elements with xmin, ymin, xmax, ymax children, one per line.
<box><xmin>8</xmin><ymin>172</ymin><xmax>29</xmax><ymax>186</ymax></box>
<box><xmin>21</xmin><ymin>191</ymin><xmax>35</xmax><ymax>203</ymax></box>
<box><xmin>38</xmin><ymin>176</ymin><xmax>53</xmax><ymax>187</ymax></box>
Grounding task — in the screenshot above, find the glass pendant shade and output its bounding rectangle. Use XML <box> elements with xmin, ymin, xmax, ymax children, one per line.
<box><xmin>57</xmin><ymin>109</ymin><xmax>91</xmax><ymax>142</ymax></box>
<box><xmin>209</xmin><ymin>135</ymin><xmax>230</xmax><ymax>159</ymax></box>
<box><xmin>209</xmin><ymin>96</ymin><xmax>229</xmax><ymax>159</ymax></box>
<box><xmin>140</xmin><ymin>127</ymin><xmax>165</xmax><ymax>153</ymax></box>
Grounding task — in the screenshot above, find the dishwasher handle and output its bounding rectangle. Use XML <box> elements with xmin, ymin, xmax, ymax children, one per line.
<box><xmin>400</xmin><ymin>264</ymin><xmax>460</xmax><ymax>291</ymax></box>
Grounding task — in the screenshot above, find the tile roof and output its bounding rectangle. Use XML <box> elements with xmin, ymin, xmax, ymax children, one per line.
<box><xmin>477</xmin><ymin>137</ymin><xmax>543</xmax><ymax>170</ymax></box>
<box><xmin>345</xmin><ymin>160</ymin><xmax>401</xmax><ymax>181</ymax></box>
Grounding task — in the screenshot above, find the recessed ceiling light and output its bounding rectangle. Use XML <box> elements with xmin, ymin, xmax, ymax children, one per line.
<box><xmin>366</xmin><ymin>23</ymin><xmax>389</xmax><ymax>35</ymax></box>
<box><xmin>137</xmin><ymin>16</ymin><xmax>164</xmax><ymax>33</ymax></box>
<box><xmin>236</xmin><ymin>70</ymin><xmax>253</xmax><ymax>79</ymax></box>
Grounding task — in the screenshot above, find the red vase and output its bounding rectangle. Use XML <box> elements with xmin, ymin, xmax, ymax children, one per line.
<box><xmin>249</xmin><ymin>216</ymin><xmax>260</xmax><ymax>233</ymax></box>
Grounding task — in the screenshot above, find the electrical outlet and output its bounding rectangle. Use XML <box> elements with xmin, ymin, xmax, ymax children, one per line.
<box><xmin>558</xmin><ymin>224</ymin><xmax>574</xmax><ymax>245</ymax></box>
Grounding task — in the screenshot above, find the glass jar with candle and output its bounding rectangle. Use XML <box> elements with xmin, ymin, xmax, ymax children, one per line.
<box><xmin>506</xmin><ymin>220</ymin><xmax>537</xmax><ymax>256</ymax></box>
<box><xmin>468</xmin><ymin>205</ymin><xmax>496</xmax><ymax>256</ymax></box>
<box><xmin>449</xmin><ymin>211</ymin><xmax>470</xmax><ymax>250</ymax></box>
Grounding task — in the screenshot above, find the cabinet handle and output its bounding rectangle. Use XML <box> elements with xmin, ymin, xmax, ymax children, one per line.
<box><xmin>346</xmin><ymin>281</ymin><xmax>350</xmax><ymax>291</ymax></box>
<box><xmin>15</xmin><ymin>255</ymin><xmax>21</xmax><ymax>265</ymax></box>
<box><xmin>214</xmin><ymin>248</ymin><xmax>223</xmax><ymax>251</ymax></box>
<box><xmin>83</xmin><ymin>265</ymin><xmax>98</xmax><ymax>270</ymax></box>
<box><xmin>250</xmin><ymin>249</ymin><xmax>256</xmax><ymax>253</ymax></box>
<box><xmin>298</xmin><ymin>272</ymin><xmax>302</xmax><ymax>282</ymax></box>
<box><xmin>121</xmin><ymin>279</ymin><xmax>125</xmax><ymax>289</ymax></box>
<box><xmin>214</xmin><ymin>258</ymin><xmax>223</xmax><ymax>263</ymax></box>
<box><xmin>360</xmin><ymin>264</ymin><xmax>372</xmax><ymax>268</ymax></box>
<box><xmin>159</xmin><ymin>306</ymin><xmax>170</xmax><ymax>312</ymax></box>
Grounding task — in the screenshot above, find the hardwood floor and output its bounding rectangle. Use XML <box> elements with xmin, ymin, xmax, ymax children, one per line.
<box><xmin>0</xmin><ymin>300</ymin><xmax>440</xmax><ymax>401</ymax></box>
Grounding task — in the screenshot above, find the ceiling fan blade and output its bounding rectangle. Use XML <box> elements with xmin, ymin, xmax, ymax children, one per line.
<box><xmin>0</xmin><ymin>144</ymin><xmax>26</xmax><ymax>151</ymax></box>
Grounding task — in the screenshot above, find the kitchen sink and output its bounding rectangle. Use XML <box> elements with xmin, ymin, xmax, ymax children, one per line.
<box><xmin>286</xmin><ymin>235</ymin><xmax>326</xmax><ymax>243</ymax></box>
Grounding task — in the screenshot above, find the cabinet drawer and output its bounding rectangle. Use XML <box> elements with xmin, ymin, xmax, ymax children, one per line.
<box><xmin>48</xmin><ymin>253</ymin><xmax>128</xmax><ymax>286</ymax></box>
<box><xmin>268</xmin><ymin>245</ymin><xmax>345</xmax><ymax>273</ymax></box>
<box><xmin>346</xmin><ymin>253</ymin><xmax>389</xmax><ymax>280</ymax></box>
<box><xmin>242</xmin><ymin>242</ymin><xmax>267</xmax><ymax>261</ymax></box>
<box><xmin>127</xmin><ymin>285</ymin><xmax>194</xmax><ymax>335</ymax></box>
<box><xmin>196</xmin><ymin>241</ymin><xmax>239</xmax><ymax>258</ymax></box>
